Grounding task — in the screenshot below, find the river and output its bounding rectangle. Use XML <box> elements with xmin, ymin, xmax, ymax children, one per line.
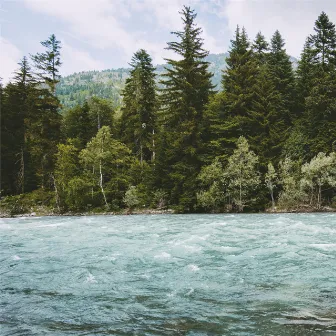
<box><xmin>1</xmin><ymin>214</ymin><xmax>335</xmax><ymax>335</ymax></box>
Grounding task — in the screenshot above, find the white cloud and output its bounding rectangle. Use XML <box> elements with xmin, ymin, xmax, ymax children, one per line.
<box><xmin>22</xmin><ymin>0</ymin><xmax>213</xmax><ymax>66</ymax></box>
<box><xmin>22</xmin><ymin>0</ymin><xmax>183</xmax><ymax>65</ymax></box>
<box><xmin>61</xmin><ymin>42</ymin><xmax>106</xmax><ymax>75</ymax></box>
<box><xmin>0</xmin><ymin>38</ymin><xmax>22</xmax><ymax>83</ymax></box>
<box><xmin>220</xmin><ymin>0</ymin><xmax>336</xmax><ymax>57</ymax></box>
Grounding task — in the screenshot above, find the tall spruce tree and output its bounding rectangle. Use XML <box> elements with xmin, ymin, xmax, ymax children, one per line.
<box><xmin>301</xmin><ymin>12</ymin><xmax>336</xmax><ymax>155</ymax></box>
<box><xmin>205</xmin><ymin>26</ymin><xmax>258</xmax><ymax>160</ymax></box>
<box><xmin>296</xmin><ymin>37</ymin><xmax>316</xmax><ymax>115</ymax></box>
<box><xmin>158</xmin><ymin>6</ymin><xmax>214</xmax><ymax>211</ymax></box>
<box><xmin>31</xmin><ymin>34</ymin><xmax>62</xmax><ymax>92</ymax></box>
<box><xmin>310</xmin><ymin>12</ymin><xmax>336</xmax><ymax>70</ymax></box>
<box><xmin>1</xmin><ymin>58</ymin><xmax>38</xmax><ymax>195</ymax></box>
<box><xmin>267</xmin><ymin>30</ymin><xmax>295</xmax><ymax>123</ymax></box>
<box><xmin>252</xmin><ymin>32</ymin><xmax>269</xmax><ymax>65</ymax></box>
<box><xmin>119</xmin><ymin>49</ymin><xmax>157</xmax><ymax>163</ymax></box>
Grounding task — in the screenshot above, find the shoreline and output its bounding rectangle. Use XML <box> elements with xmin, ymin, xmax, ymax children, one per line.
<box><xmin>1</xmin><ymin>207</ymin><xmax>335</xmax><ymax>219</ymax></box>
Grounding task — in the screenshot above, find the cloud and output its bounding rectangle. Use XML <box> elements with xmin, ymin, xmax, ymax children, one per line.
<box><xmin>22</xmin><ymin>0</ymin><xmax>214</xmax><ymax>66</ymax></box>
<box><xmin>219</xmin><ymin>0</ymin><xmax>336</xmax><ymax>57</ymax></box>
<box><xmin>0</xmin><ymin>38</ymin><xmax>22</xmax><ymax>83</ymax></box>
<box><xmin>61</xmin><ymin>42</ymin><xmax>106</xmax><ymax>75</ymax></box>
<box><xmin>22</xmin><ymin>0</ymin><xmax>184</xmax><ymax>65</ymax></box>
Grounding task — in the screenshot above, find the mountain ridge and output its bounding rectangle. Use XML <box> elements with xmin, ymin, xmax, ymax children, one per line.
<box><xmin>56</xmin><ymin>53</ymin><xmax>297</xmax><ymax>109</ymax></box>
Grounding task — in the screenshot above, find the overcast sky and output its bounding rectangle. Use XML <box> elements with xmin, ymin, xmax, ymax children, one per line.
<box><xmin>1</xmin><ymin>0</ymin><xmax>335</xmax><ymax>83</ymax></box>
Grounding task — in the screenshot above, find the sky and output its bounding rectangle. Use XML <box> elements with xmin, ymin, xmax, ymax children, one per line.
<box><xmin>1</xmin><ymin>0</ymin><xmax>335</xmax><ymax>83</ymax></box>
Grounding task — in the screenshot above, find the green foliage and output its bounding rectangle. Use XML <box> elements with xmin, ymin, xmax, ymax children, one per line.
<box><xmin>301</xmin><ymin>152</ymin><xmax>336</xmax><ymax>208</ymax></box>
<box><xmin>123</xmin><ymin>186</ymin><xmax>140</xmax><ymax>209</ymax></box>
<box><xmin>151</xmin><ymin>189</ymin><xmax>169</xmax><ymax>209</ymax></box>
<box><xmin>278</xmin><ymin>157</ymin><xmax>304</xmax><ymax>209</ymax></box>
<box><xmin>1</xmin><ymin>10</ymin><xmax>335</xmax><ymax>214</ymax></box>
<box><xmin>197</xmin><ymin>159</ymin><xmax>225</xmax><ymax>211</ymax></box>
<box><xmin>31</xmin><ymin>34</ymin><xmax>62</xmax><ymax>92</ymax></box>
<box><xmin>224</xmin><ymin>137</ymin><xmax>260</xmax><ymax>212</ymax></box>
<box><xmin>157</xmin><ymin>6</ymin><xmax>215</xmax><ymax>211</ymax></box>
<box><xmin>119</xmin><ymin>49</ymin><xmax>157</xmax><ymax>162</ymax></box>
<box><xmin>80</xmin><ymin>126</ymin><xmax>132</xmax><ymax>208</ymax></box>
<box><xmin>265</xmin><ymin>163</ymin><xmax>277</xmax><ymax>208</ymax></box>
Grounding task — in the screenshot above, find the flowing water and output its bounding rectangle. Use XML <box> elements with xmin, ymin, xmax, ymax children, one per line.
<box><xmin>1</xmin><ymin>213</ymin><xmax>336</xmax><ymax>335</ymax></box>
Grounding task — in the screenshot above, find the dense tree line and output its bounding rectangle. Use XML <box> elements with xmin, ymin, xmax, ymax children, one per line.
<box><xmin>1</xmin><ymin>8</ymin><xmax>335</xmax><ymax>214</ymax></box>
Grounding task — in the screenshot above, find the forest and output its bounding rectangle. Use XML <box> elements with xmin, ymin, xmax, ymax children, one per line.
<box><xmin>0</xmin><ymin>7</ymin><xmax>335</xmax><ymax>215</ymax></box>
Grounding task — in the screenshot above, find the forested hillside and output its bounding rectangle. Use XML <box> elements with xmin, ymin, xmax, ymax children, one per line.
<box><xmin>56</xmin><ymin>53</ymin><xmax>298</xmax><ymax>110</ymax></box>
<box><xmin>56</xmin><ymin>53</ymin><xmax>228</xmax><ymax>109</ymax></box>
<box><xmin>1</xmin><ymin>7</ymin><xmax>335</xmax><ymax>216</ymax></box>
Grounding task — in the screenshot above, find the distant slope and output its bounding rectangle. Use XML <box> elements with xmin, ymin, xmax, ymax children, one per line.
<box><xmin>56</xmin><ymin>53</ymin><xmax>297</xmax><ymax>109</ymax></box>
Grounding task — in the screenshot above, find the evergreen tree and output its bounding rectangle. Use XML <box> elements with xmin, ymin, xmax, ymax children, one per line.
<box><xmin>205</xmin><ymin>26</ymin><xmax>258</xmax><ymax>161</ymax></box>
<box><xmin>252</xmin><ymin>32</ymin><xmax>269</xmax><ymax>65</ymax></box>
<box><xmin>158</xmin><ymin>6</ymin><xmax>214</xmax><ymax>211</ymax></box>
<box><xmin>305</xmin><ymin>70</ymin><xmax>336</xmax><ymax>154</ymax></box>
<box><xmin>295</xmin><ymin>37</ymin><xmax>316</xmax><ymax>116</ymax></box>
<box><xmin>62</xmin><ymin>103</ymin><xmax>92</xmax><ymax>149</ymax></box>
<box><xmin>267</xmin><ymin>30</ymin><xmax>295</xmax><ymax>123</ymax></box>
<box><xmin>1</xmin><ymin>58</ymin><xmax>38</xmax><ymax>194</ymax></box>
<box><xmin>120</xmin><ymin>49</ymin><xmax>157</xmax><ymax>163</ymax></box>
<box><xmin>310</xmin><ymin>12</ymin><xmax>336</xmax><ymax>70</ymax></box>
<box><xmin>301</xmin><ymin>12</ymin><xmax>336</xmax><ymax>155</ymax></box>
<box><xmin>31</xmin><ymin>34</ymin><xmax>62</xmax><ymax>92</ymax></box>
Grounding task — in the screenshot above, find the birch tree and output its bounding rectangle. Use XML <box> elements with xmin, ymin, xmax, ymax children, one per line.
<box><xmin>224</xmin><ymin>137</ymin><xmax>260</xmax><ymax>212</ymax></box>
<box><xmin>265</xmin><ymin>162</ymin><xmax>277</xmax><ymax>209</ymax></box>
<box><xmin>301</xmin><ymin>152</ymin><xmax>336</xmax><ymax>208</ymax></box>
<box><xmin>80</xmin><ymin>126</ymin><xmax>131</xmax><ymax>208</ymax></box>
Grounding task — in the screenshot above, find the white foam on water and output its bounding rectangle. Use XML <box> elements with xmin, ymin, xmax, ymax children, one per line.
<box><xmin>188</xmin><ymin>264</ymin><xmax>200</xmax><ymax>272</ymax></box>
<box><xmin>36</xmin><ymin>222</ymin><xmax>68</xmax><ymax>228</ymax></box>
<box><xmin>154</xmin><ymin>252</ymin><xmax>171</xmax><ymax>259</ymax></box>
<box><xmin>183</xmin><ymin>244</ymin><xmax>202</xmax><ymax>252</ymax></box>
<box><xmin>13</xmin><ymin>255</ymin><xmax>21</xmax><ymax>260</ymax></box>
<box><xmin>102</xmin><ymin>255</ymin><xmax>117</xmax><ymax>261</ymax></box>
<box><xmin>215</xmin><ymin>222</ymin><xmax>228</xmax><ymax>226</ymax></box>
<box><xmin>219</xmin><ymin>246</ymin><xmax>240</xmax><ymax>252</ymax></box>
<box><xmin>0</xmin><ymin>223</ymin><xmax>12</xmax><ymax>229</ymax></box>
<box><xmin>186</xmin><ymin>288</ymin><xmax>194</xmax><ymax>296</ymax></box>
<box><xmin>86</xmin><ymin>273</ymin><xmax>97</xmax><ymax>283</ymax></box>
<box><xmin>139</xmin><ymin>274</ymin><xmax>151</xmax><ymax>279</ymax></box>
<box><xmin>310</xmin><ymin>244</ymin><xmax>336</xmax><ymax>251</ymax></box>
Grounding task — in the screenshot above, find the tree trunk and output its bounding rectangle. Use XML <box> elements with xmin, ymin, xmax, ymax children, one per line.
<box><xmin>270</xmin><ymin>189</ymin><xmax>275</xmax><ymax>209</ymax></box>
<box><xmin>317</xmin><ymin>184</ymin><xmax>322</xmax><ymax>209</ymax></box>
<box><xmin>52</xmin><ymin>174</ymin><xmax>61</xmax><ymax>213</ymax></box>
<box><xmin>152</xmin><ymin>129</ymin><xmax>155</xmax><ymax>162</ymax></box>
<box><xmin>99</xmin><ymin>160</ymin><xmax>108</xmax><ymax>208</ymax></box>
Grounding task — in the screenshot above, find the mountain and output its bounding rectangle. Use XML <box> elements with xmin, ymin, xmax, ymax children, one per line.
<box><xmin>56</xmin><ymin>53</ymin><xmax>297</xmax><ymax>110</ymax></box>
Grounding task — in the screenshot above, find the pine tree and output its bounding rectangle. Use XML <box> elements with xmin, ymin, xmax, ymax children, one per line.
<box><xmin>249</xmin><ymin>65</ymin><xmax>286</xmax><ymax>165</ymax></box>
<box><xmin>31</xmin><ymin>34</ymin><xmax>62</xmax><ymax>92</ymax></box>
<box><xmin>305</xmin><ymin>70</ymin><xmax>336</xmax><ymax>154</ymax></box>
<box><xmin>296</xmin><ymin>37</ymin><xmax>316</xmax><ymax>116</ymax></box>
<box><xmin>310</xmin><ymin>12</ymin><xmax>336</xmax><ymax>70</ymax></box>
<box><xmin>205</xmin><ymin>26</ymin><xmax>258</xmax><ymax>160</ymax></box>
<box><xmin>1</xmin><ymin>58</ymin><xmax>38</xmax><ymax>195</ymax></box>
<box><xmin>301</xmin><ymin>12</ymin><xmax>336</xmax><ymax>155</ymax></box>
<box><xmin>267</xmin><ymin>30</ymin><xmax>295</xmax><ymax>123</ymax></box>
<box><xmin>120</xmin><ymin>49</ymin><xmax>157</xmax><ymax>163</ymax></box>
<box><xmin>252</xmin><ymin>32</ymin><xmax>269</xmax><ymax>65</ymax></box>
<box><xmin>158</xmin><ymin>6</ymin><xmax>214</xmax><ymax>211</ymax></box>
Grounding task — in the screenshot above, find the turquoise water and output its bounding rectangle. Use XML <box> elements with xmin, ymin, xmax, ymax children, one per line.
<box><xmin>1</xmin><ymin>214</ymin><xmax>336</xmax><ymax>335</ymax></box>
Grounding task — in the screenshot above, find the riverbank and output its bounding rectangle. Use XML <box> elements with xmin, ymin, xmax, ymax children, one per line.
<box><xmin>1</xmin><ymin>205</ymin><xmax>335</xmax><ymax>218</ymax></box>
